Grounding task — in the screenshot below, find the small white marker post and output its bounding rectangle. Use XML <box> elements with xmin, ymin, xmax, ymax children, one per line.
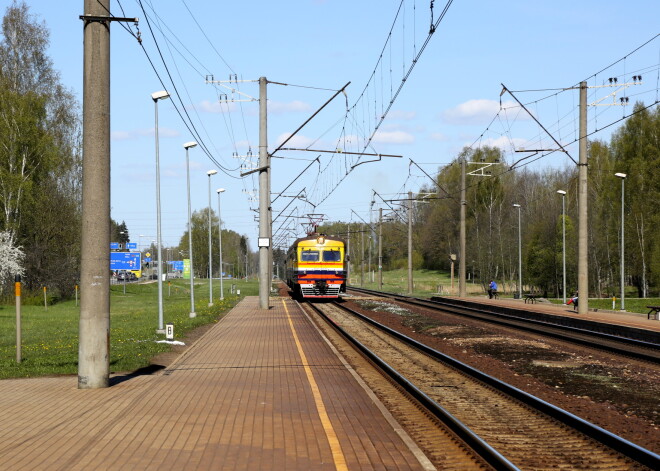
<box><xmin>165</xmin><ymin>323</ymin><xmax>174</xmax><ymax>340</ymax></box>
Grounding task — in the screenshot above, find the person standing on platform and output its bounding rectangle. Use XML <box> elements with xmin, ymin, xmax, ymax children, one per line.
<box><xmin>488</xmin><ymin>280</ymin><xmax>498</xmax><ymax>299</ymax></box>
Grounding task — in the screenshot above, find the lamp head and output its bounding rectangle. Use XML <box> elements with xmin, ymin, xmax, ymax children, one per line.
<box><xmin>556</xmin><ymin>190</ymin><xmax>566</xmax><ymax>195</ymax></box>
<box><xmin>183</xmin><ymin>141</ymin><xmax>198</xmax><ymax>150</ymax></box>
<box><xmin>216</xmin><ymin>188</ymin><xmax>226</xmax><ymax>194</ymax></box>
<box><xmin>151</xmin><ymin>90</ymin><xmax>170</xmax><ymax>101</ymax></box>
<box><xmin>207</xmin><ymin>169</ymin><xmax>218</xmax><ymax>176</ymax></box>
<box><xmin>614</xmin><ymin>172</ymin><xmax>627</xmax><ymax>179</ymax></box>
<box><xmin>512</xmin><ymin>203</ymin><xmax>521</xmax><ymax>208</ymax></box>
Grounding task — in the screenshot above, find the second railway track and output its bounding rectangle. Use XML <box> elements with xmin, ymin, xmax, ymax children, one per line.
<box><xmin>302</xmin><ymin>298</ymin><xmax>659</xmax><ymax>470</ymax></box>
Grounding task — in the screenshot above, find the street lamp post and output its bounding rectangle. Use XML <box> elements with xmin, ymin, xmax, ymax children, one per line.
<box><xmin>217</xmin><ymin>188</ymin><xmax>226</xmax><ymax>301</ymax></box>
<box><xmin>184</xmin><ymin>141</ymin><xmax>198</xmax><ymax>318</ymax></box>
<box><xmin>615</xmin><ymin>173</ymin><xmax>627</xmax><ymax>311</ymax></box>
<box><xmin>557</xmin><ymin>190</ymin><xmax>567</xmax><ymax>304</ymax></box>
<box><xmin>151</xmin><ymin>90</ymin><xmax>170</xmax><ymax>333</ymax></box>
<box><xmin>513</xmin><ymin>203</ymin><xmax>522</xmax><ymax>299</ymax></box>
<box><xmin>207</xmin><ymin>170</ymin><xmax>217</xmax><ymax>307</ymax></box>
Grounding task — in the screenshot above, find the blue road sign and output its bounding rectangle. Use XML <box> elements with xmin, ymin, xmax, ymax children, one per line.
<box><xmin>168</xmin><ymin>260</ymin><xmax>184</xmax><ymax>271</ymax></box>
<box><xmin>110</xmin><ymin>242</ymin><xmax>119</xmax><ymax>250</ymax></box>
<box><xmin>110</xmin><ymin>252</ymin><xmax>141</xmax><ymax>270</ymax></box>
<box><xmin>127</xmin><ymin>243</ymin><xmax>137</xmax><ymax>249</ymax></box>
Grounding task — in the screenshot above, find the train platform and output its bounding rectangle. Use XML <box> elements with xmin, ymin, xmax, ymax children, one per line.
<box><xmin>453</xmin><ymin>295</ymin><xmax>660</xmax><ymax>333</ymax></box>
<box><xmin>0</xmin><ymin>296</ymin><xmax>434</xmax><ymax>471</ymax></box>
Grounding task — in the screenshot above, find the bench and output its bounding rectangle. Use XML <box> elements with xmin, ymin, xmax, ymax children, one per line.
<box><xmin>647</xmin><ymin>306</ymin><xmax>660</xmax><ymax>320</ymax></box>
<box><xmin>523</xmin><ymin>293</ymin><xmax>540</xmax><ymax>304</ymax></box>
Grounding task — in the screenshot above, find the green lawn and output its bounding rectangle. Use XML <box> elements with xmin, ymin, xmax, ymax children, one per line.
<box><xmin>0</xmin><ymin>278</ymin><xmax>258</xmax><ymax>380</ymax></box>
<box><xmin>351</xmin><ymin>268</ymin><xmax>660</xmax><ymax>315</ymax></box>
<box><xmin>353</xmin><ymin>268</ymin><xmax>486</xmax><ymax>297</ymax></box>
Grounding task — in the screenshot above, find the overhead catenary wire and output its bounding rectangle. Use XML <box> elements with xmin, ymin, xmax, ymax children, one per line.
<box><xmin>135</xmin><ymin>0</ymin><xmax>241</xmax><ymax>177</ymax></box>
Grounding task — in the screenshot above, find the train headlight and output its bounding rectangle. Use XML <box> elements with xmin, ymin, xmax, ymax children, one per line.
<box><xmin>317</xmin><ymin>235</ymin><xmax>325</xmax><ymax>245</ymax></box>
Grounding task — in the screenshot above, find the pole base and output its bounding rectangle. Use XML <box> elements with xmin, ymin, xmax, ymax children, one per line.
<box><xmin>156</xmin><ymin>329</ymin><xmax>166</xmax><ymax>334</ymax></box>
<box><xmin>189</xmin><ymin>312</ymin><xmax>196</xmax><ymax>318</ymax></box>
<box><xmin>208</xmin><ymin>302</ymin><xmax>213</xmax><ymax>307</ymax></box>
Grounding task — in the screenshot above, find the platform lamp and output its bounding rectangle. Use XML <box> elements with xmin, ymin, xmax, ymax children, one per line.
<box><xmin>513</xmin><ymin>203</ymin><xmax>522</xmax><ymax>300</ymax></box>
<box><xmin>217</xmin><ymin>188</ymin><xmax>226</xmax><ymax>300</ymax></box>
<box><xmin>207</xmin><ymin>170</ymin><xmax>217</xmax><ymax>307</ymax></box>
<box><xmin>615</xmin><ymin>172</ymin><xmax>627</xmax><ymax>311</ymax></box>
<box><xmin>151</xmin><ymin>90</ymin><xmax>170</xmax><ymax>333</ymax></box>
<box><xmin>184</xmin><ymin>141</ymin><xmax>198</xmax><ymax>318</ymax></box>
<box><xmin>557</xmin><ymin>190</ymin><xmax>567</xmax><ymax>304</ymax></box>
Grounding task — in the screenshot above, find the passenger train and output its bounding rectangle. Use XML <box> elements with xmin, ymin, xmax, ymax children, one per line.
<box><xmin>285</xmin><ymin>233</ymin><xmax>347</xmax><ymax>299</ymax></box>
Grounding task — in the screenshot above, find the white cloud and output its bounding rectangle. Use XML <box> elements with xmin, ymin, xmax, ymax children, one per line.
<box><xmin>275</xmin><ymin>132</ymin><xmax>316</xmax><ymax>148</ymax></box>
<box><xmin>372</xmin><ymin>130</ymin><xmax>414</xmax><ymax>145</ymax></box>
<box><xmin>441</xmin><ymin>99</ymin><xmax>520</xmax><ymax>125</ymax></box>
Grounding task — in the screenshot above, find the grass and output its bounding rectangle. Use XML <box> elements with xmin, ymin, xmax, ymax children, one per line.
<box><xmin>353</xmin><ymin>267</ymin><xmax>487</xmax><ymax>298</ymax></box>
<box><xmin>3</xmin><ymin>271</ymin><xmax>655</xmax><ymax>380</ymax></box>
<box><xmin>0</xmin><ymin>278</ymin><xmax>259</xmax><ymax>380</ymax></box>
<box><xmin>350</xmin><ymin>268</ymin><xmax>660</xmax><ymax>315</ymax></box>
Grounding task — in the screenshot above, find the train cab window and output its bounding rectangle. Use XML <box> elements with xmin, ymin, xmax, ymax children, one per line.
<box><xmin>301</xmin><ymin>250</ymin><xmax>319</xmax><ymax>261</ymax></box>
<box><xmin>322</xmin><ymin>250</ymin><xmax>341</xmax><ymax>262</ymax></box>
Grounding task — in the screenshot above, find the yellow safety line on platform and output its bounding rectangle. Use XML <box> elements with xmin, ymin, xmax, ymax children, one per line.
<box><xmin>282</xmin><ymin>299</ymin><xmax>348</xmax><ymax>471</ymax></box>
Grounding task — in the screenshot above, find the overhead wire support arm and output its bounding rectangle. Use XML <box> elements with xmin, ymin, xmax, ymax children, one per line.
<box><xmin>79</xmin><ymin>14</ymin><xmax>139</xmax><ymax>24</ymax></box>
<box><xmin>273</xmin><ymin>188</ymin><xmax>307</xmax><ymax>225</ymax></box>
<box><xmin>272</xmin><ymin>156</ymin><xmax>320</xmax><ymax>204</ymax></box>
<box><xmin>501</xmin><ymin>83</ymin><xmax>577</xmax><ymax>165</ymax></box>
<box><xmin>271</xmin><ymin>82</ymin><xmax>351</xmax><ymax>156</ymax></box>
<box><xmin>279</xmin><ymin>148</ymin><xmax>402</xmax><ymax>159</ymax></box>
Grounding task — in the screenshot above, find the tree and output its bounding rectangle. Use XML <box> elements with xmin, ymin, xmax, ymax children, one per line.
<box><xmin>0</xmin><ymin>2</ymin><xmax>81</xmax><ymax>298</ymax></box>
<box><xmin>178</xmin><ymin>207</ymin><xmax>253</xmax><ymax>280</ymax></box>
<box><xmin>610</xmin><ymin>104</ymin><xmax>660</xmax><ymax>297</ymax></box>
<box><xmin>0</xmin><ymin>230</ymin><xmax>24</xmax><ymax>292</ymax></box>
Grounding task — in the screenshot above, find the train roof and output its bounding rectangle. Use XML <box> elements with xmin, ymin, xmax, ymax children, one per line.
<box><xmin>288</xmin><ymin>234</ymin><xmax>345</xmax><ymax>251</ymax></box>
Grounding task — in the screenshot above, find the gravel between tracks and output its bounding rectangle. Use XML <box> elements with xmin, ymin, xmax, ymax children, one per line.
<box><xmin>342</xmin><ymin>295</ymin><xmax>660</xmax><ymax>455</ymax></box>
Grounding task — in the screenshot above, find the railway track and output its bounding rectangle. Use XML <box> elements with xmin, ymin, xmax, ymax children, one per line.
<box><xmin>346</xmin><ymin>286</ymin><xmax>660</xmax><ymax>364</ymax></box>
<box><xmin>302</xmin><ymin>299</ymin><xmax>659</xmax><ymax>470</ymax></box>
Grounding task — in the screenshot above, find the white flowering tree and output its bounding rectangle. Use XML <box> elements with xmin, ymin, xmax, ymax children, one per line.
<box><xmin>0</xmin><ymin>231</ymin><xmax>25</xmax><ymax>290</ymax></box>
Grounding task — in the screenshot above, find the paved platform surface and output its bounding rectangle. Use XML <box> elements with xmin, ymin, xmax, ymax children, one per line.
<box><xmin>454</xmin><ymin>296</ymin><xmax>660</xmax><ymax>332</ymax></box>
<box><xmin>0</xmin><ymin>296</ymin><xmax>433</xmax><ymax>471</ymax></box>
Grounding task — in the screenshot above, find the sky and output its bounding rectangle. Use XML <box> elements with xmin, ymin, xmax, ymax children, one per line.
<box><xmin>18</xmin><ymin>1</ymin><xmax>660</xmax><ymax>252</ymax></box>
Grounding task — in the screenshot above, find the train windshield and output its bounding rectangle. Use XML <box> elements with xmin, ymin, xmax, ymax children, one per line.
<box><xmin>323</xmin><ymin>250</ymin><xmax>341</xmax><ymax>262</ymax></box>
<box><xmin>301</xmin><ymin>250</ymin><xmax>319</xmax><ymax>261</ymax></box>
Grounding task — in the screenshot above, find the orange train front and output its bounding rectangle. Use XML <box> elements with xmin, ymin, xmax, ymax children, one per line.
<box><xmin>285</xmin><ymin>234</ymin><xmax>347</xmax><ymax>299</ymax></box>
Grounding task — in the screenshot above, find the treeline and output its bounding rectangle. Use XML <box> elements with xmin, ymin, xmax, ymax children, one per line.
<box><xmin>320</xmin><ymin>104</ymin><xmax>660</xmax><ymax>297</ymax></box>
<box><xmin>0</xmin><ymin>3</ymin><xmax>255</xmax><ymax>299</ymax></box>
<box><xmin>176</xmin><ymin>208</ymin><xmax>252</xmax><ymax>281</ymax></box>
<box><xmin>0</xmin><ymin>2</ymin><xmax>81</xmax><ymax>298</ymax></box>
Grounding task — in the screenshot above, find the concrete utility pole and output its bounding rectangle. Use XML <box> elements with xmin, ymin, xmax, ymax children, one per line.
<box><xmin>459</xmin><ymin>157</ymin><xmax>467</xmax><ymax>297</ymax></box>
<box><xmin>577</xmin><ymin>82</ymin><xmax>588</xmax><ymax>315</ymax></box>
<box><xmin>347</xmin><ymin>225</ymin><xmax>351</xmax><ymax>284</ymax></box>
<box><xmin>378</xmin><ymin>208</ymin><xmax>383</xmax><ymax>290</ymax></box>
<box><xmin>360</xmin><ymin>228</ymin><xmax>365</xmax><ymax>287</ymax></box>
<box><xmin>407</xmin><ymin>191</ymin><xmax>413</xmax><ymax>295</ymax></box>
<box><xmin>258</xmin><ymin>77</ymin><xmax>270</xmax><ymax>309</ymax></box>
<box><xmin>79</xmin><ymin>0</ymin><xmax>111</xmax><ymax>389</ymax></box>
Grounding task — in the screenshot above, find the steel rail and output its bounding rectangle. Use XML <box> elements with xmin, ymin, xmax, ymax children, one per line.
<box><xmin>303</xmin><ymin>301</ymin><xmax>520</xmax><ymax>471</ymax></box>
<box><xmin>347</xmin><ymin>287</ymin><xmax>660</xmax><ymax>363</ymax></box>
<box><xmin>330</xmin><ymin>298</ymin><xmax>660</xmax><ymax>469</ymax></box>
